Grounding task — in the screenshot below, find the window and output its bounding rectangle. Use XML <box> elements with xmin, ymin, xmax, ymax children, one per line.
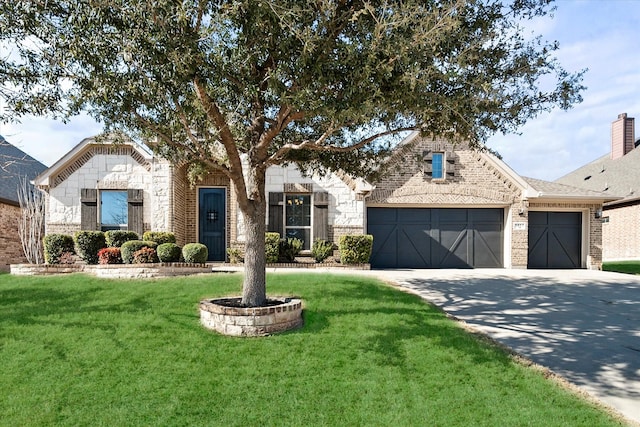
<box><xmin>432</xmin><ymin>152</ymin><xmax>444</xmax><ymax>179</ymax></box>
<box><xmin>285</xmin><ymin>194</ymin><xmax>311</xmax><ymax>250</ymax></box>
<box><xmin>100</xmin><ymin>190</ymin><xmax>128</xmax><ymax>231</ymax></box>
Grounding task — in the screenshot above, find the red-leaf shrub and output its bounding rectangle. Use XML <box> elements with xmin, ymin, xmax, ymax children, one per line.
<box><xmin>98</xmin><ymin>247</ymin><xmax>122</xmax><ymax>264</ymax></box>
<box><xmin>133</xmin><ymin>247</ymin><xmax>159</xmax><ymax>264</ymax></box>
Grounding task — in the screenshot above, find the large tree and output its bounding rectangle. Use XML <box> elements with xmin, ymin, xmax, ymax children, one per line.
<box><xmin>0</xmin><ymin>0</ymin><xmax>583</xmax><ymax>306</ymax></box>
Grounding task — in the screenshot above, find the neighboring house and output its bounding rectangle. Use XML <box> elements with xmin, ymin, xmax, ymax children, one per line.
<box><xmin>34</xmin><ymin>132</ymin><xmax>614</xmax><ymax>269</ymax></box>
<box><xmin>556</xmin><ymin>113</ymin><xmax>640</xmax><ymax>261</ymax></box>
<box><xmin>0</xmin><ymin>135</ymin><xmax>48</xmax><ymax>269</ymax></box>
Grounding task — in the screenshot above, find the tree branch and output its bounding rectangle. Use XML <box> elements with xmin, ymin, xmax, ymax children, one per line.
<box><xmin>193</xmin><ymin>75</ymin><xmax>249</xmax><ymax>203</ymax></box>
<box><xmin>266</xmin><ymin>125</ymin><xmax>419</xmax><ymax>166</ymax></box>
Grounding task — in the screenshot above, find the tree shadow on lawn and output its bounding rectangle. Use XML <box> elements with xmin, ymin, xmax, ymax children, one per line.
<box><xmin>0</xmin><ymin>276</ymin><xmax>154</xmax><ymax>329</ymax></box>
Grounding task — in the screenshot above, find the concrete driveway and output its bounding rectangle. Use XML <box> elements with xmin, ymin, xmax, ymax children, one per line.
<box><xmin>370</xmin><ymin>268</ymin><xmax>640</xmax><ymax>425</ymax></box>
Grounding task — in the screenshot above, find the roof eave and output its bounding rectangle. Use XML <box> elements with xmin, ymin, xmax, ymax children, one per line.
<box><xmin>527</xmin><ymin>193</ymin><xmax>621</xmax><ymax>203</ymax></box>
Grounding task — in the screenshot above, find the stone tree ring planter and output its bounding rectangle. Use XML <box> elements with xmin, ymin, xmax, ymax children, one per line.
<box><xmin>199</xmin><ymin>297</ymin><xmax>303</xmax><ymax>337</ymax></box>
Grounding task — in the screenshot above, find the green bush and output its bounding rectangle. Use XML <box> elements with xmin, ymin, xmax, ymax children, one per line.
<box><xmin>133</xmin><ymin>247</ymin><xmax>159</xmax><ymax>264</ymax></box>
<box><xmin>73</xmin><ymin>231</ymin><xmax>107</xmax><ymax>265</ymax></box>
<box><xmin>265</xmin><ymin>232</ymin><xmax>280</xmax><ymax>263</ymax></box>
<box><xmin>312</xmin><ymin>239</ymin><xmax>334</xmax><ymax>263</ymax></box>
<box><xmin>121</xmin><ymin>240</ymin><xmax>158</xmax><ymax>264</ymax></box>
<box><xmin>338</xmin><ymin>235</ymin><xmax>373</xmax><ymax>264</ymax></box>
<box><xmin>226</xmin><ymin>248</ymin><xmax>243</xmax><ymax>264</ymax></box>
<box><xmin>142</xmin><ymin>231</ymin><xmax>176</xmax><ymax>245</ymax></box>
<box><xmin>105</xmin><ymin>230</ymin><xmax>139</xmax><ymax>248</ymax></box>
<box><xmin>279</xmin><ymin>237</ymin><xmax>303</xmax><ymax>262</ymax></box>
<box><xmin>182</xmin><ymin>243</ymin><xmax>208</xmax><ymax>263</ymax></box>
<box><xmin>43</xmin><ymin>234</ymin><xmax>75</xmax><ymax>264</ymax></box>
<box><xmin>98</xmin><ymin>247</ymin><xmax>122</xmax><ymax>264</ymax></box>
<box><xmin>157</xmin><ymin>243</ymin><xmax>182</xmax><ymax>263</ymax></box>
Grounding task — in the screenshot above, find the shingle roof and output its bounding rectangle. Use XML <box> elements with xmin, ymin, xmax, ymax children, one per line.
<box><xmin>0</xmin><ymin>135</ymin><xmax>48</xmax><ymax>205</ymax></box>
<box><xmin>555</xmin><ymin>146</ymin><xmax>640</xmax><ymax>203</ymax></box>
<box><xmin>523</xmin><ymin>177</ymin><xmax>616</xmax><ymax>201</ymax></box>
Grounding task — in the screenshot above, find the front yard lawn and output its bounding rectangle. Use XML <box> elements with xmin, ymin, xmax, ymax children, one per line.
<box><xmin>0</xmin><ymin>273</ymin><xmax>626</xmax><ymax>426</ymax></box>
<box><xmin>603</xmin><ymin>261</ymin><xmax>640</xmax><ymax>275</ymax></box>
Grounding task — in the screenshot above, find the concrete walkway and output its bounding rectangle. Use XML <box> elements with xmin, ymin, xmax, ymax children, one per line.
<box><xmin>362</xmin><ymin>269</ymin><xmax>640</xmax><ymax>425</ymax></box>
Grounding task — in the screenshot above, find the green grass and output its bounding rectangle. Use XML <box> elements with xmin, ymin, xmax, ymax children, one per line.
<box><xmin>603</xmin><ymin>260</ymin><xmax>640</xmax><ymax>275</ymax></box>
<box><xmin>0</xmin><ymin>273</ymin><xmax>625</xmax><ymax>426</ymax></box>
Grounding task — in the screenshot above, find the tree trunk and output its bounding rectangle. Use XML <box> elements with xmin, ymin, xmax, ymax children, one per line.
<box><xmin>242</xmin><ymin>201</ymin><xmax>267</xmax><ymax>306</ymax></box>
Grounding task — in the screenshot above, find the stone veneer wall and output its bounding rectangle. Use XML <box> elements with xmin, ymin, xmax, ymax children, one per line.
<box><xmin>368</xmin><ymin>136</ymin><xmax>525</xmax><ymax>268</ymax></box>
<box><xmin>258</xmin><ymin>163</ymin><xmax>365</xmax><ymax>244</ymax></box>
<box><xmin>0</xmin><ymin>202</ymin><xmax>28</xmax><ymax>270</ymax></box>
<box><xmin>602</xmin><ymin>203</ymin><xmax>640</xmax><ymax>261</ymax></box>
<box><xmin>44</xmin><ymin>148</ymin><xmax>172</xmax><ymax>236</ymax></box>
<box><xmin>159</xmin><ymin>162</ymin><xmax>364</xmax><ymax>256</ymax></box>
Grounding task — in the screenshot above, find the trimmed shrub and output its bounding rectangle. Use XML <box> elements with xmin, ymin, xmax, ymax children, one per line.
<box><xmin>338</xmin><ymin>235</ymin><xmax>374</xmax><ymax>264</ymax></box>
<box><xmin>133</xmin><ymin>247</ymin><xmax>159</xmax><ymax>264</ymax></box>
<box><xmin>142</xmin><ymin>231</ymin><xmax>176</xmax><ymax>245</ymax></box>
<box><xmin>121</xmin><ymin>240</ymin><xmax>158</xmax><ymax>264</ymax></box>
<box><xmin>98</xmin><ymin>247</ymin><xmax>122</xmax><ymax>264</ymax></box>
<box><xmin>265</xmin><ymin>232</ymin><xmax>280</xmax><ymax>263</ymax></box>
<box><xmin>43</xmin><ymin>234</ymin><xmax>75</xmax><ymax>265</ymax></box>
<box><xmin>105</xmin><ymin>230</ymin><xmax>139</xmax><ymax>248</ymax></box>
<box><xmin>74</xmin><ymin>231</ymin><xmax>107</xmax><ymax>265</ymax></box>
<box><xmin>182</xmin><ymin>243</ymin><xmax>208</xmax><ymax>263</ymax></box>
<box><xmin>157</xmin><ymin>243</ymin><xmax>182</xmax><ymax>263</ymax></box>
<box><xmin>312</xmin><ymin>239</ymin><xmax>334</xmax><ymax>263</ymax></box>
<box><xmin>278</xmin><ymin>237</ymin><xmax>303</xmax><ymax>262</ymax></box>
<box><xmin>226</xmin><ymin>248</ymin><xmax>243</xmax><ymax>264</ymax></box>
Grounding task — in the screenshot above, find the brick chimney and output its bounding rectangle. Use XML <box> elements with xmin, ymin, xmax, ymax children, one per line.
<box><xmin>611</xmin><ymin>113</ymin><xmax>635</xmax><ymax>159</ymax></box>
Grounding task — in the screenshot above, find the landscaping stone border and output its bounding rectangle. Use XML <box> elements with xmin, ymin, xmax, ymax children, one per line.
<box><xmin>10</xmin><ymin>262</ymin><xmax>210</xmax><ymax>278</ymax></box>
<box><xmin>11</xmin><ymin>262</ymin><xmax>370</xmax><ymax>278</ymax></box>
<box><xmin>199</xmin><ymin>297</ymin><xmax>303</xmax><ymax>336</ymax></box>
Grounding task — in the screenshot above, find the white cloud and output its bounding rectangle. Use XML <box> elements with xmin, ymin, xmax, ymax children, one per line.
<box><xmin>487</xmin><ymin>0</ymin><xmax>640</xmax><ymax>181</ymax></box>
<box><xmin>0</xmin><ymin>114</ymin><xmax>103</xmax><ymax>167</ymax></box>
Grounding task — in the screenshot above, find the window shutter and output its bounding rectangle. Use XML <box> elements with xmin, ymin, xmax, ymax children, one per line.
<box><xmin>313</xmin><ymin>191</ymin><xmax>329</xmax><ymax>241</ymax></box>
<box><xmin>267</xmin><ymin>192</ymin><xmax>284</xmax><ymax>236</ymax></box>
<box><xmin>80</xmin><ymin>188</ymin><xmax>98</xmax><ymax>230</ymax></box>
<box><xmin>423</xmin><ymin>150</ymin><xmax>433</xmax><ymax>177</ymax></box>
<box><xmin>128</xmin><ymin>189</ymin><xmax>144</xmax><ymax>236</ymax></box>
<box><xmin>446</xmin><ymin>153</ymin><xmax>455</xmax><ymax>177</ymax></box>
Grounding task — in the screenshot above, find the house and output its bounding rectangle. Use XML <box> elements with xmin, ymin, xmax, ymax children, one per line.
<box><xmin>0</xmin><ymin>135</ymin><xmax>48</xmax><ymax>269</ymax></box>
<box><xmin>33</xmin><ymin>132</ymin><xmax>615</xmax><ymax>269</ymax></box>
<box><xmin>556</xmin><ymin>113</ymin><xmax>640</xmax><ymax>261</ymax></box>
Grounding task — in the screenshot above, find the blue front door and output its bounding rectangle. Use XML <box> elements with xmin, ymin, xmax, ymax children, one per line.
<box><xmin>199</xmin><ymin>188</ymin><xmax>226</xmax><ymax>261</ymax></box>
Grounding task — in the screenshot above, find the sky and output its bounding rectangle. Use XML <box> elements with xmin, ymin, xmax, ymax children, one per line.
<box><xmin>1</xmin><ymin>0</ymin><xmax>639</xmax><ymax>181</ymax></box>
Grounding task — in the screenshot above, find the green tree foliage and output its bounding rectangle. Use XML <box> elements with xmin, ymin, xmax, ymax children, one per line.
<box><xmin>0</xmin><ymin>1</ymin><xmax>583</xmax><ymax>305</ymax></box>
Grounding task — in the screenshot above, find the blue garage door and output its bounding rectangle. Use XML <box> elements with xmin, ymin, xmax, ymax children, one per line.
<box><xmin>367</xmin><ymin>208</ymin><xmax>504</xmax><ymax>269</ymax></box>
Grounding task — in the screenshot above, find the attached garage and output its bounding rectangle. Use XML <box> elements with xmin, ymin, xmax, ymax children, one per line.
<box><xmin>527</xmin><ymin>211</ymin><xmax>582</xmax><ymax>269</ymax></box>
<box><xmin>367</xmin><ymin>207</ymin><xmax>504</xmax><ymax>269</ymax></box>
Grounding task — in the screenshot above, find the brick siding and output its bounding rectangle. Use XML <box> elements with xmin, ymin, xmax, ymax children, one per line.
<box><xmin>602</xmin><ymin>203</ymin><xmax>640</xmax><ymax>261</ymax></box>
<box><xmin>0</xmin><ymin>203</ymin><xmax>27</xmax><ymax>270</ymax></box>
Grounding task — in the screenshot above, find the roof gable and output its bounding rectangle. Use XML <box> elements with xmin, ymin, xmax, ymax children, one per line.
<box><xmin>34</xmin><ymin>134</ymin><xmax>154</xmax><ymax>188</ymax></box>
<box><xmin>0</xmin><ymin>135</ymin><xmax>47</xmax><ymax>204</ymax></box>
